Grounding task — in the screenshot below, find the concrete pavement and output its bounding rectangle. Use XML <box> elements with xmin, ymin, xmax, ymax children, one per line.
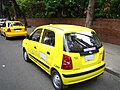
<box><xmin>103</xmin><ymin>42</ymin><xmax>120</xmax><ymax>78</ymax></box>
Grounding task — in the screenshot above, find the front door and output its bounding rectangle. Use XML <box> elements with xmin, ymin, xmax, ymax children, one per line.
<box><xmin>27</xmin><ymin>28</ymin><xmax>43</xmax><ymax>59</ymax></box>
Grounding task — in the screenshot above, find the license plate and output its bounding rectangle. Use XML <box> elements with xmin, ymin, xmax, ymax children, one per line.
<box><xmin>16</xmin><ymin>30</ymin><xmax>20</xmax><ymax>32</ymax></box>
<box><xmin>85</xmin><ymin>55</ymin><xmax>94</xmax><ymax>62</ymax></box>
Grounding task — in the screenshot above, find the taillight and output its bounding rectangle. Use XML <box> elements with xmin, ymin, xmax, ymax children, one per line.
<box><xmin>61</xmin><ymin>54</ymin><xmax>73</xmax><ymax>70</ymax></box>
<box><xmin>25</xmin><ymin>27</ymin><xmax>27</xmax><ymax>31</ymax></box>
<box><xmin>7</xmin><ymin>28</ymin><xmax>11</xmax><ymax>32</ymax></box>
<box><xmin>102</xmin><ymin>50</ymin><xmax>105</xmax><ymax>61</ymax></box>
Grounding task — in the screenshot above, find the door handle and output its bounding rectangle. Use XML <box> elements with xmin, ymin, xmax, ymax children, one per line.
<box><xmin>34</xmin><ymin>46</ymin><xmax>36</xmax><ymax>49</ymax></box>
<box><xmin>47</xmin><ymin>52</ymin><xmax>50</xmax><ymax>55</ymax></box>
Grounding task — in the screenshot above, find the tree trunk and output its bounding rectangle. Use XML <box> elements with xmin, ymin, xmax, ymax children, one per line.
<box><xmin>0</xmin><ymin>0</ymin><xmax>2</xmax><ymax>17</ymax></box>
<box><xmin>0</xmin><ymin>0</ymin><xmax>4</xmax><ymax>17</ymax></box>
<box><xmin>12</xmin><ymin>0</ymin><xmax>28</xmax><ymax>26</ymax></box>
<box><xmin>85</xmin><ymin>0</ymin><xmax>96</xmax><ymax>28</ymax></box>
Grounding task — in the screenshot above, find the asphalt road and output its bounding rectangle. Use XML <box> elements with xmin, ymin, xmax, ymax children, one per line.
<box><xmin>0</xmin><ymin>28</ymin><xmax>120</xmax><ymax>90</ymax></box>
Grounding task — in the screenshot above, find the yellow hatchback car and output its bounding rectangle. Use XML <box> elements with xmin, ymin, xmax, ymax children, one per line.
<box><xmin>22</xmin><ymin>24</ymin><xmax>105</xmax><ymax>90</ymax></box>
<box><xmin>0</xmin><ymin>21</ymin><xmax>27</xmax><ymax>39</ymax></box>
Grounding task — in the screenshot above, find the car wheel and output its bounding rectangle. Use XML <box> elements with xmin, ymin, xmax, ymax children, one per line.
<box><xmin>23</xmin><ymin>49</ymin><xmax>31</xmax><ymax>62</ymax></box>
<box><xmin>0</xmin><ymin>31</ymin><xmax>3</xmax><ymax>36</ymax></box>
<box><xmin>51</xmin><ymin>70</ymin><xmax>66</xmax><ymax>90</ymax></box>
<box><xmin>4</xmin><ymin>33</ymin><xmax>9</xmax><ymax>40</ymax></box>
<box><xmin>0</xmin><ymin>32</ymin><xmax>2</xmax><ymax>36</ymax></box>
<box><xmin>6</xmin><ymin>36</ymin><xmax>9</xmax><ymax>40</ymax></box>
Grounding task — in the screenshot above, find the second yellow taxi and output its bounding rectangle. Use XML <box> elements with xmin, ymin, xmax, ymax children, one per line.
<box><xmin>0</xmin><ymin>21</ymin><xmax>27</xmax><ymax>39</ymax></box>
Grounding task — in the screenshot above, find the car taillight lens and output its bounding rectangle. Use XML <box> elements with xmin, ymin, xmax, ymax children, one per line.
<box><xmin>61</xmin><ymin>54</ymin><xmax>73</xmax><ymax>70</ymax></box>
<box><xmin>25</xmin><ymin>27</ymin><xmax>27</xmax><ymax>31</ymax></box>
<box><xmin>102</xmin><ymin>50</ymin><xmax>105</xmax><ymax>61</ymax></box>
<box><xmin>7</xmin><ymin>28</ymin><xmax>11</xmax><ymax>32</ymax></box>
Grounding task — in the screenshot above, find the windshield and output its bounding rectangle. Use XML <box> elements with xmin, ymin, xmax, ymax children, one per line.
<box><xmin>64</xmin><ymin>32</ymin><xmax>102</xmax><ymax>52</ymax></box>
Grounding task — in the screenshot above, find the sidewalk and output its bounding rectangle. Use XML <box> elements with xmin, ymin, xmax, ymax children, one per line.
<box><xmin>103</xmin><ymin>42</ymin><xmax>120</xmax><ymax>78</ymax></box>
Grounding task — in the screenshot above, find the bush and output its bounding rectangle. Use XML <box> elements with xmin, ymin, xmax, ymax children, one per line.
<box><xmin>16</xmin><ymin>0</ymin><xmax>120</xmax><ymax>18</ymax></box>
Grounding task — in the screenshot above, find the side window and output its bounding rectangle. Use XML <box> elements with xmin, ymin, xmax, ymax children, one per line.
<box><xmin>9</xmin><ymin>23</ymin><xmax>13</xmax><ymax>27</ymax></box>
<box><xmin>8</xmin><ymin>23</ymin><xmax>10</xmax><ymax>27</ymax></box>
<box><xmin>42</xmin><ymin>29</ymin><xmax>55</xmax><ymax>46</ymax></box>
<box><xmin>29</xmin><ymin>29</ymin><xmax>42</xmax><ymax>42</ymax></box>
<box><xmin>2</xmin><ymin>23</ymin><xmax>6</xmax><ymax>27</ymax></box>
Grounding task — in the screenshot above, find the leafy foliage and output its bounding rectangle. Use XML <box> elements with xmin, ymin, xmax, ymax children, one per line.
<box><xmin>17</xmin><ymin>0</ymin><xmax>45</xmax><ymax>18</ymax></box>
<box><xmin>16</xmin><ymin>0</ymin><xmax>120</xmax><ymax>18</ymax></box>
<box><xmin>44</xmin><ymin>0</ymin><xmax>88</xmax><ymax>18</ymax></box>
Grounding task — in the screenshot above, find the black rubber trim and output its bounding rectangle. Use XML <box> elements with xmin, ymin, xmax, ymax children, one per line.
<box><xmin>29</xmin><ymin>54</ymin><xmax>50</xmax><ymax>69</ymax></box>
<box><xmin>62</xmin><ymin>64</ymin><xmax>105</xmax><ymax>78</ymax></box>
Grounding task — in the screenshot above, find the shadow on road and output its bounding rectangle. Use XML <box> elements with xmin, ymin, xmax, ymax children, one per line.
<box><xmin>6</xmin><ymin>36</ymin><xmax>26</xmax><ymax>41</ymax></box>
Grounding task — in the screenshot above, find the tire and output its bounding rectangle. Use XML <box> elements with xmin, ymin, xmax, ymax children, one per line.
<box><xmin>6</xmin><ymin>36</ymin><xmax>9</xmax><ymax>40</ymax></box>
<box><xmin>4</xmin><ymin>33</ymin><xmax>9</xmax><ymax>40</ymax></box>
<box><xmin>1</xmin><ymin>33</ymin><xmax>2</xmax><ymax>36</ymax></box>
<box><xmin>51</xmin><ymin>70</ymin><xmax>67</xmax><ymax>90</ymax></box>
<box><xmin>1</xmin><ymin>31</ymin><xmax>3</xmax><ymax>36</ymax></box>
<box><xmin>23</xmin><ymin>49</ymin><xmax>31</xmax><ymax>62</ymax></box>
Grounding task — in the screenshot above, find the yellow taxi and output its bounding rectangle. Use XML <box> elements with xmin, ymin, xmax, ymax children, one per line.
<box><xmin>0</xmin><ymin>21</ymin><xmax>27</xmax><ymax>39</ymax></box>
<box><xmin>22</xmin><ymin>24</ymin><xmax>105</xmax><ymax>90</ymax></box>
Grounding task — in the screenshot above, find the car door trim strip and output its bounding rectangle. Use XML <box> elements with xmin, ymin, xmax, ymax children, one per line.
<box><xmin>29</xmin><ymin>54</ymin><xmax>50</xmax><ymax>69</ymax></box>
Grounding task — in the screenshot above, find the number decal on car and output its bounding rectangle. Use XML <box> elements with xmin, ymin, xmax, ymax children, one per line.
<box><xmin>40</xmin><ymin>52</ymin><xmax>47</xmax><ymax>61</ymax></box>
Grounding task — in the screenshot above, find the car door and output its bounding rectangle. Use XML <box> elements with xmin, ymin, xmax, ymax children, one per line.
<box><xmin>26</xmin><ymin>28</ymin><xmax>43</xmax><ymax>59</ymax></box>
<box><xmin>36</xmin><ymin>29</ymin><xmax>55</xmax><ymax>73</ymax></box>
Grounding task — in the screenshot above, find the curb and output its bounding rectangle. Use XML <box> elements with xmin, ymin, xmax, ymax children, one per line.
<box><xmin>105</xmin><ymin>67</ymin><xmax>120</xmax><ymax>78</ymax></box>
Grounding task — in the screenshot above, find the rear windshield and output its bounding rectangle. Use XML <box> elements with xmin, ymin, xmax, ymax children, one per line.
<box><xmin>8</xmin><ymin>22</ymin><xmax>23</xmax><ymax>27</ymax></box>
<box><xmin>64</xmin><ymin>32</ymin><xmax>102</xmax><ymax>52</ymax></box>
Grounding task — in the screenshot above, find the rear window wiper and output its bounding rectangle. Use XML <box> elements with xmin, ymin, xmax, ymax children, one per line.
<box><xmin>75</xmin><ymin>39</ymin><xmax>92</xmax><ymax>48</ymax></box>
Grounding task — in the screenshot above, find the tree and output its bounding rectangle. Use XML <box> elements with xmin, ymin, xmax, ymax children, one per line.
<box><xmin>85</xmin><ymin>0</ymin><xmax>96</xmax><ymax>28</ymax></box>
<box><xmin>16</xmin><ymin>0</ymin><xmax>120</xmax><ymax>19</ymax></box>
<box><xmin>11</xmin><ymin>0</ymin><xmax>28</xmax><ymax>26</ymax></box>
<box><xmin>44</xmin><ymin>0</ymin><xmax>88</xmax><ymax>18</ymax></box>
<box><xmin>17</xmin><ymin>0</ymin><xmax>44</xmax><ymax>18</ymax></box>
<box><xmin>0</xmin><ymin>0</ymin><xmax>7</xmax><ymax>18</ymax></box>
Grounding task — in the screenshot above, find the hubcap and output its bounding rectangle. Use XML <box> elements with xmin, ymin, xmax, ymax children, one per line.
<box><xmin>24</xmin><ymin>51</ymin><xmax>27</xmax><ymax>61</ymax></box>
<box><xmin>53</xmin><ymin>74</ymin><xmax>61</xmax><ymax>89</ymax></box>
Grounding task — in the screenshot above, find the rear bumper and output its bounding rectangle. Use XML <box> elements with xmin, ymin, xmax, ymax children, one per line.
<box><xmin>6</xmin><ymin>31</ymin><xmax>27</xmax><ymax>37</ymax></box>
<box><xmin>63</xmin><ymin>64</ymin><xmax>105</xmax><ymax>78</ymax></box>
<box><xmin>61</xmin><ymin>62</ymin><xmax>105</xmax><ymax>85</ymax></box>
